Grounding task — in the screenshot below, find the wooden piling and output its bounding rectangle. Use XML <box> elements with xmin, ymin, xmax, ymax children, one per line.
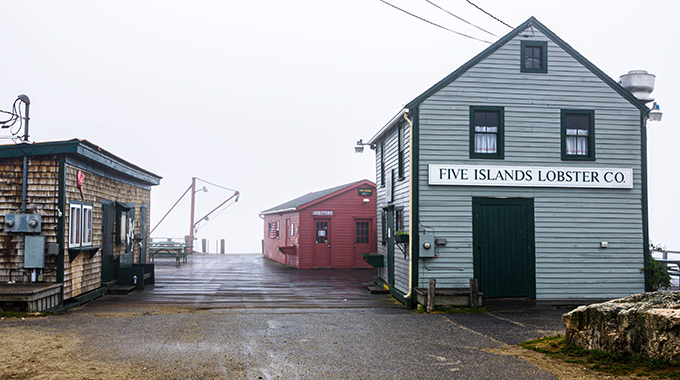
<box><xmin>470</xmin><ymin>278</ymin><xmax>479</xmax><ymax>308</ymax></box>
<box><xmin>427</xmin><ymin>278</ymin><xmax>436</xmax><ymax>313</ymax></box>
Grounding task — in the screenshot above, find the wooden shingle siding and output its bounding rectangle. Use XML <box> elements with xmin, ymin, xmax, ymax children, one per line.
<box><xmin>0</xmin><ymin>156</ymin><xmax>60</xmax><ymax>283</ymax></box>
<box><xmin>415</xmin><ymin>26</ymin><xmax>644</xmax><ymax>300</ymax></box>
<box><xmin>63</xmin><ymin>163</ymin><xmax>151</xmax><ymax>299</ymax></box>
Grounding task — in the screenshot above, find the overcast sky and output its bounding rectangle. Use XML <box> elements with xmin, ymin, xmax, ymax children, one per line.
<box><xmin>1</xmin><ymin>0</ymin><xmax>678</xmax><ymax>253</ymax></box>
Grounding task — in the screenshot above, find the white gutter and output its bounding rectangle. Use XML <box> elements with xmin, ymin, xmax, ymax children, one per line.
<box><xmin>403</xmin><ymin>111</ymin><xmax>414</xmax><ymax>300</ymax></box>
<box><xmin>259</xmin><ymin>207</ymin><xmax>297</xmax><ymax>217</ymax></box>
<box><xmin>368</xmin><ymin>108</ymin><xmax>408</xmax><ymax>146</ymax></box>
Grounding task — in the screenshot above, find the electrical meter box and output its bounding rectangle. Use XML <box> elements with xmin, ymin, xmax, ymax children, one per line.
<box><xmin>24</xmin><ymin>235</ymin><xmax>46</xmax><ymax>268</ymax></box>
<box><xmin>4</xmin><ymin>213</ymin><xmax>42</xmax><ymax>233</ymax></box>
<box><xmin>420</xmin><ymin>232</ymin><xmax>436</xmax><ymax>258</ymax></box>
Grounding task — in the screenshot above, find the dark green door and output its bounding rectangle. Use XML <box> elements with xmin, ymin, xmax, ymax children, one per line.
<box><xmin>101</xmin><ymin>199</ymin><xmax>115</xmax><ymax>283</ymax></box>
<box><xmin>472</xmin><ymin>198</ymin><xmax>535</xmax><ymax>298</ymax></box>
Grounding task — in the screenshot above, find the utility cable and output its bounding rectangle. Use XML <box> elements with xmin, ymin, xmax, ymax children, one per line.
<box><xmin>465</xmin><ymin>0</ymin><xmax>513</xmax><ymax>29</ymax></box>
<box><xmin>195</xmin><ymin>177</ymin><xmax>238</xmax><ymax>193</ymax></box>
<box><xmin>377</xmin><ymin>0</ymin><xmax>492</xmax><ymax>44</ymax></box>
<box><xmin>424</xmin><ymin>0</ymin><xmax>498</xmax><ymax>37</ymax></box>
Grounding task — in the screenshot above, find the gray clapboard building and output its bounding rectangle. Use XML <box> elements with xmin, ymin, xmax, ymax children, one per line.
<box><xmin>367</xmin><ymin>17</ymin><xmax>655</xmax><ymax>305</ymax></box>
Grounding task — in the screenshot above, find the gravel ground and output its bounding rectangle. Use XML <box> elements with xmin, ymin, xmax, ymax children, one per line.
<box><xmin>0</xmin><ymin>303</ymin><xmax>637</xmax><ymax>380</ymax></box>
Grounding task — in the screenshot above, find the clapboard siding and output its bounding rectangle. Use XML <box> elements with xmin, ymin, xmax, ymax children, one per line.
<box><xmin>262</xmin><ymin>181</ymin><xmax>376</xmax><ymax>270</ymax></box>
<box><xmin>414</xmin><ymin>24</ymin><xmax>645</xmax><ymax>300</ymax></box>
<box><xmin>375</xmin><ymin>121</ymin><xmax>411</xmax><ymax>293</ymax></box>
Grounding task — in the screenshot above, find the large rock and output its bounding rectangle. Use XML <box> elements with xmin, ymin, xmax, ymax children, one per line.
<box><xmin>562</xmin><ymin>291</ymin><xmax>680</xmax><ymax>363</ymax></box>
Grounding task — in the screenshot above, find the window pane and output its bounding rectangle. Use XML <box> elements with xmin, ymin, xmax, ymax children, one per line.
<box><xmin>486</xmin><ymin>112</ymin><xmax>498</xmax><ymax>127</ymax></box>
<box><xmin>475</xmin><ymin>133</ymin><xmax>497</xmax><ymax>153</ymax></box>
<box><xmin>83</xmin><ymin>207</ymin><xmax>93</xmax><ymax>246</ymax></box>
<box><xmin>532</xmin><ymin>47</ymin><xmax>542</xmax><ymax>68</ymax></box>
<box><xmin>75</xmin><ymin>208</ymin><xmax>81</xmax><ymax>244</ymax></box>
<box><xmin>566</xmin><ymin>115</ymin><xmax>578</xmax><ymax>129</ymax></box>
<box><xmin>577</xmin><ymin>136</ymin><xmax>588</xmax><ymax>155</ymax></box>
<box><xmin>566</xmin><ymin>136</ymin><xmax>577</xmax><ymax>155</ymax></box>
<box><xmin>69</xmin><ymin>205</ymin><xmax>80</xmax><ymax>246</ymax></box>
<box><xmin>475</xmin><ymin>112</ymin><xmax>486</xmax><ymax>127</ymax></box>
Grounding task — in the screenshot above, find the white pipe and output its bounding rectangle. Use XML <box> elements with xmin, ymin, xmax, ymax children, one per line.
<box><xmin>403</xmin><ymin>111</ymin><xmax>414</xmax><ymax>300</ymax></box>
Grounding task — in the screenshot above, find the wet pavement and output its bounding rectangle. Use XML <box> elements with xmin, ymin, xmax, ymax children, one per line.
<box><xmin>98</xmin><ymin>253</ymin><xmax>402</xmax><ymax>309</ymax></box>
<box><xmin>1</xmin><ymin>254</ymin><xmax>578</xmax><ymax>379</ymax></box>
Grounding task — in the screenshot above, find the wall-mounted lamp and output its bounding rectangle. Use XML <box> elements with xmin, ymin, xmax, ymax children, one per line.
<box><xmin>363</xmin><ymin>198</ymin><xmax>370</xmax><ymax>203</ymax></box>
<box><xmin>355</xmin><ymin>139</ymin><xmax>373</xmax><ymax>153</ymax></box>
<box><xmin>649</xmin><ymin>102</ymin><xmax>663</xmax><ymax>122</ymax></box>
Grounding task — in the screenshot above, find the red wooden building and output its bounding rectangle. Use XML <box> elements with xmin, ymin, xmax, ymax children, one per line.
<box><xmin>260</xmin><ymin>180</ymin><xmax>376</xmax><ymax>269</ymax></box>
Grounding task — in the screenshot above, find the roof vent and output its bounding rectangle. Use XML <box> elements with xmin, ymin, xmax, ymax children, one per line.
<box><xmin>619</xmin><ymin>70</ymin><xmax>656</xmax><ymax>103</ymax></box>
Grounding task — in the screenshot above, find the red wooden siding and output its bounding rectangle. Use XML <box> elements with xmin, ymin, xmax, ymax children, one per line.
<box><xmin>262</xmin><ymin>181</ymin><xmax>377</xmax><ymax>269</ymax></box>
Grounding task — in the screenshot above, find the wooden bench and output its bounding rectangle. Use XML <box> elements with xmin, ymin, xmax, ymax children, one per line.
<box><xmin>117</xmin><ymin>252</ymin><xmax>155</xmax><ymax>290</ymax></box>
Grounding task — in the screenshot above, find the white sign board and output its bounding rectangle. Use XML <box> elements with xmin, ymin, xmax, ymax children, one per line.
<box><xmin>312</xmin><ymin>211</ymin><xmax>333</xmax><ymax>216</ymax></box>
<box><xmin>428</xmin><ymin>164</ymin><xmax>633</xmax><ymax>189</ymax></box>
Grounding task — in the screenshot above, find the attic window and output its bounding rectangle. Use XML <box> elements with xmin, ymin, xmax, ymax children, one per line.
<box><xmin>521</xmin><ymin>41</ymin><xmax>547</xmax><ymax>73</ymax></box>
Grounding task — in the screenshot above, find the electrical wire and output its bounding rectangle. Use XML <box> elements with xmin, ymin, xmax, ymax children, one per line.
<box><xmin>195</xmin><ymin>177</ymin><xmax>238</xmax><ymax>193</ymax></box>
<box><xmin>377</xmin><ymin>0</ymin><xmax>492</xmax><ymax>44</ymax></box>
<box><xmin>194</xmin><ymin>201</ymin><xmax>236</xmax><ymax>232</ymax></box>
<box><xmin>424</xmin><ymin>0</ymin><xmax>498</xmax><ymax>37</ymax></box>
<box><xmin>465</xmin><ymin>0</ymin><xmax>513</xmax><ymax>29</ymax></box>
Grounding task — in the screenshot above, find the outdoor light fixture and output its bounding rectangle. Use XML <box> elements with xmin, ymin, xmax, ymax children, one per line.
<box><xmin>355</xmin><ymin>139</ymin><xmax>373</xmax><ymax>153</ymax></box>
<box><xmin>649</xmin><ymin>103</ymin><xmax>663</xmax><ymax>122</ymax></box>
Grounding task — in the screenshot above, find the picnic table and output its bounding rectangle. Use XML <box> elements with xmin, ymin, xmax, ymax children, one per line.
<box><xmin>150</xmin><ymin>240</ymin><xmax>190</xmax><ymax>267</ymax></box>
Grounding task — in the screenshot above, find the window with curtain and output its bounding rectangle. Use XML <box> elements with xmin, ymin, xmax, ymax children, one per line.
<box><xmin>561</xmin><ymin>110</ymin><xmax>595</xmax><ymax>160</ymax></box>
<box><xmin>470</xmin><ymin>106</ymin><xmax>504</xmax><ymax>159</ymax></box>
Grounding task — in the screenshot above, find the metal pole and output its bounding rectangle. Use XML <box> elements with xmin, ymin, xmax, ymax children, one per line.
<box><xmin>20</xmin><ymin>97</ymin><xmax>30</xmax><ymax>213</ymax></box>
<box><xmin>189</xmin><ymin>177</ymin><xmax>196</xmax><ymax>253</ymax></box>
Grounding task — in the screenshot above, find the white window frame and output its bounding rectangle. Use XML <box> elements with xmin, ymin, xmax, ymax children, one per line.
<box><xmin>69</xmin><ymin>202</ymin><xmax>93</xmax><ymax>248</ymax></box>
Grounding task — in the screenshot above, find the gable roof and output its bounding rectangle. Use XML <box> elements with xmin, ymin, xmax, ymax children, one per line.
<box><xmin>260</xmin><ymin>179</ymin><xmax>374</xmax><ymax>215</ymax></box>
<box><xmin>370</xmin><ymin>17</ymin><xmax>647</xmax><ymax>144</ymax></box>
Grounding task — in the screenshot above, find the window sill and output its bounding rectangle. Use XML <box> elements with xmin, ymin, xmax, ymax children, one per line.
<box><xmin>562</xmin><ymin>157</ymin><xmax>596</xmax><ymax>161</ymax></box>
<box><xmin>67</xmin><ymin>246</ymin><xmax>101</xmax><ymax>262</ymax></box>
<box><xmin>469</xmin><ymin>155</ymin><xmax>504</xmax><ymax>160</ymax></box>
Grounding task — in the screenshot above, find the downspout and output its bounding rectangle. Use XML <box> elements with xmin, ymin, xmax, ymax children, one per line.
<box><xmin>57</xmin><ymin>155</ymin><xmax>66</xmax><ymax>305</ymax></box>
<box><xmin>641</xmin><ymin>109</ymin><xmax>651</xmax><ymax>291</ymax></box>
<box><xmin>403</xmin><ymin>110</ymin><xmax>414</xmax><ymax>300</ymax></box>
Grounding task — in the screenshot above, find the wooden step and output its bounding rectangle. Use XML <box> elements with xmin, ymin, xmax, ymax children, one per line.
<box><xmin>107</xmin><ymin>285</ymin><xmax>136</xmax><ymax>295</ymax></box>
<box><xmin>367</xmin><ymin>284</ymin><xmax>389</xmax><ymax>294</ymax></box>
